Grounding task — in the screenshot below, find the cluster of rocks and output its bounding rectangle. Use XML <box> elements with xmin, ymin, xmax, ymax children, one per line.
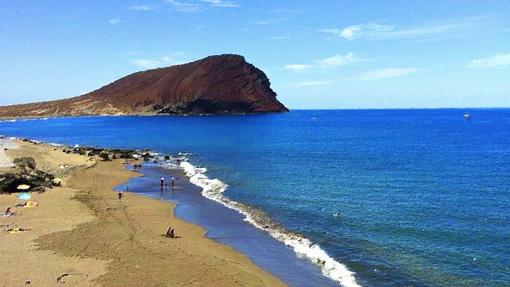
<box><xmin>62</xmin><ymin>146</ymin><xmax>155</xmax><ymax>162</ymax></box>
<box><xmin>0</xmin><ymin>157</ymin><xmax>58</xmax><ymax>194</ymax></box>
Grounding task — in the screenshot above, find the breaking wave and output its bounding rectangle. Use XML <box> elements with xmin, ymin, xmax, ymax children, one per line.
<box><xmin>168</xmin><ymin>159</ymin><xmax>361</xmax><ymax>287</ymax></box>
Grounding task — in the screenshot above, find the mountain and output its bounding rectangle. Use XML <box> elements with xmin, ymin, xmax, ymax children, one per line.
<box><xmin>0</xmin><ymin>54</ymin><xmax>288</xmax><ymax>117</ymax></box>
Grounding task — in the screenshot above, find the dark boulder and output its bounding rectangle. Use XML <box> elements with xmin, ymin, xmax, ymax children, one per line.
<box><xmin>0</xmin><ymin>169</ymin><xmax>54</xmax><ymax>194</ymax></box>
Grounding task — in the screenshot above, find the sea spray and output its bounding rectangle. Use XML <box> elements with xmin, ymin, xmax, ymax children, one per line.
<box><xmin>176</xmin><ymin>160</ymin><xmax>361</xmax><ymax>287</ymax></box>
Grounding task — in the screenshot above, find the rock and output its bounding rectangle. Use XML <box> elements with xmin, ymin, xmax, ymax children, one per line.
<box><xmin>13</xmin><ymin>157</ymin><xmax>37</xmax><ymax>170</ymax></box>
<box><xmin>52</xmin><ymin>178</ymin><xmax>62</xmax><ymax>186</ymax></box>
<box><xmin>99</xmin><ymin>152</ymin><xmax>112</xmax><ymax>161</ymax></box>
<box><xmin>0</xmin><ymin>167</ymin><xmax>55</xmax><ymax>193</ymax></box>
<box><xmin>142</xmin><ymin>153</ymin><xmax>152</xmax><ymax>161</ymax></box>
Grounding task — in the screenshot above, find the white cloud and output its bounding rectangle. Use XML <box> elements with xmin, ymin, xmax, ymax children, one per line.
<box><xmin>317</xmin><ymin>53</ymin><xmax>360</xmax><ymax>67</ymax></box>
<box><xmin>270</xmin><ymin>35</ymin><xmax>291</xmax><ymax>40</ymax></box>
<box><xmin>357</xmin><ymin>68</ymin><xmax>418</xmax><ymax>80</ymax></box>
<box><xmin>132</xmin><ymin>52</ymin><xmax>190</xmax><ymax>69</ymax></box>
<box><xmin>320</xmin><ymin>16</ymin><xmax>490</xmax><ymax>41</ymax></box>
<box><xmin>469</xmin><ymin>53</ymin><xmax>510</xmax><ymax>68</ymax></box>
<box><xmin>132</xmin><ymin>59</ymin><xmax>161</xmax><ymax>69</ymax></box>
<box><xmin>290</xmin><ymin>80</ymin><xmax>333</xmax><ymax>87</ymax></box>
<box><xmin>128</xmin><ymin>5</ymin><xmax>152</xmax><ymax>11</ymax></box>
<box><xmin>285</xmin><ymin>53</ymin><xmax>361</xmax><ymax>73</ymax></box>
<box><xmin>165</xmin><ymin>0</ymin><xmax>238</xmax><ymax>12</ymax></box>
<box><xmin>108</xmin><ymin>18</ymin><xmax>121</xmax><ymax>25</ymax></box>
<box><xmin>284</xmin><ymin>64</ymin><xmax>312</xmax><ymax>72</ymax></box>
<box><xmin>165</xmin><ymin>0</ymin><xmax>201</xmax><ymax>12</ymax></box>
<box><xmin>318</xmin><ymin>24</ymin><xmax>393</xmax><ymax>40</ymax></box>
<box><xmin>253</xmin><ymin>17</ymin><xmax>287</xmax><ymax>25</ymax></box>
<box><xmin>201</xmin><ymin>0</ymin><xmax>238</xmax><ymax>7</ymax></box>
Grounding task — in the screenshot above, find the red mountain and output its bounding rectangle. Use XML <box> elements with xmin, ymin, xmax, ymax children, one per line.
<box><xmin>0</xmin><ymin>54</ymin><xmax>288</xmax><ymax>117</ymax></box>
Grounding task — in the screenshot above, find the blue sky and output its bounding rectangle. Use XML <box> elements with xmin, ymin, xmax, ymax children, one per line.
<box><xmin>0</xmin><ymin>0</ymin><xmax>509</xmax><ymax>109</ymax></box>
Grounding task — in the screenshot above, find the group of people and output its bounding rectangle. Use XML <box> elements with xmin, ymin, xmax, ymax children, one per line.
<box><xmin>160</xmin><ymin>177</ymin><xmax>175</xmax><ymax>191</ymax></box>
<box><xmin>115</xmin><ymin>173</ymin><xmax>180</xmax><ymax>239</ymax></box>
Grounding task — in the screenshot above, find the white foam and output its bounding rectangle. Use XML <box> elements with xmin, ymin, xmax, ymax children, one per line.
<box><xmin>176</xmin><ymin>160</ymin><xmax>361</xmax><ymax>287</ymax></box>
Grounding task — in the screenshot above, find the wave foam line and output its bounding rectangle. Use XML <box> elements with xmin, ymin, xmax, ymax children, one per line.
<box><xmin>177</xmin><ymin>161</ymin><xmax>361</xmax><ymax>287</ymax></box>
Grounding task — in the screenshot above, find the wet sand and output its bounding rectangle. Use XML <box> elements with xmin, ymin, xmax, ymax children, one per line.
<box><xmin>0</xmin><ymin>140</ymin><xmax>286</xmax><ymax>286</ymax></box>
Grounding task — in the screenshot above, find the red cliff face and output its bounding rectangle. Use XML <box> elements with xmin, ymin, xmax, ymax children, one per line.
<box><xmin>0</xmin><ymin>54</ymin><xmax>288</xmax><ymax>117</ymax></box>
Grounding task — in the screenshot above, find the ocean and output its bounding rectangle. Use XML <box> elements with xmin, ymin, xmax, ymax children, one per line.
<box><xmin>1</xmin><ymin>109</ymin><xmax>509</xmax><ymax>287</ymax></box>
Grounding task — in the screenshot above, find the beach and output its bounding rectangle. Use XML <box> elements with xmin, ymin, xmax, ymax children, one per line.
<box><xmin>0</xmin><ymin>139</ymin><xmax>286</xmax><ymax>287</ymax></box>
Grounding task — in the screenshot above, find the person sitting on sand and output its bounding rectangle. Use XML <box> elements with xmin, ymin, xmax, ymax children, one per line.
<box><xmin>16</xmin><ymin>201</ymin><xmax>38</xmax><ymax>208</ymax></box>
<box><xmin>165</xmin><ymin>226</ymin><xmax>175</xmax><ymax>238</ymax></box>
<box><xmin>3</xmin><ymin>206</ymin><xmax>15</xmax><ymax>216</ymax></box>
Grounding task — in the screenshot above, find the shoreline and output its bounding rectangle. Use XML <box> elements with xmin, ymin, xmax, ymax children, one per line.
<box><xmin>0</xmin><ymin>139</ymin><xmax>286</xmax><ymax>286</ymax></box>
<box><xmin>174</xmin><ymin>159</ymin><xmax>359</xmax><ymax>287</ymax></box>
<box><xmin>1</xmin><ymin>135</ymin><xmax>361</xmax><ymax>286</ymax></box>
<box><xmin>1</xmin><ymin>135</ymin><xmax>360</xmax><ymax>286</ymax></box>
<box><xmin>121</xmin><ymin>163</ymin><xmax>340</xmax><ymax>287</ymax></box>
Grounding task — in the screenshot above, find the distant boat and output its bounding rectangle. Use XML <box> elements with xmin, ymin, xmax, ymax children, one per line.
<box><xmin>464</xmin><ymin>113</ymin><xmax>471</xmax><ymax>120</ymax></box>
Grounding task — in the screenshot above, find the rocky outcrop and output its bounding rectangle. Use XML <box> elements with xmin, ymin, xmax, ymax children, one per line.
<box><xmin>0</xmin><ymin>157</ymin><xmax>55</xmax><ymax>193</ymax></box>
<box><xmin>0</xmin><ymin>54</ymin><xmax>288</xmax><ymax>117</ymax></box>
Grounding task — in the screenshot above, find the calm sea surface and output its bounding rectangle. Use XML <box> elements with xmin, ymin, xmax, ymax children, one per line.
<box><xmin>1</xmin><ymin>109</ymin><xmax>509</xmax><ymax>287</ymax></box>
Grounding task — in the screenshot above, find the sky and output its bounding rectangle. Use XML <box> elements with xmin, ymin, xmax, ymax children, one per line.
<box><xmin>0</xmin><ymin>0</ymin><xmax>509</xmax><ymax>109</ymax></box>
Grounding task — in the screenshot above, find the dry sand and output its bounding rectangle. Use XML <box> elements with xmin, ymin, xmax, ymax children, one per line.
<box><xmin>0</xmin><ymin>140</ymin><xmax>286</xmax><ymax>287</ymax></box>
<box><xmin>0</xmin><ymin>138</ymin><xmax>17</xmax><ymax>168</ymax></box>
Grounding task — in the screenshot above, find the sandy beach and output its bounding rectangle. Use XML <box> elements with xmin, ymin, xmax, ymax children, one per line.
<box><xmin>0</xmin><ymin>140</ymin><xmax>286</xmax><ymax>287</ymax></box>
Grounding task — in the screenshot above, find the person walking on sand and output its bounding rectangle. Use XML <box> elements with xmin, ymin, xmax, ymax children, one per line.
<box><xmin>118</xmin><ymin>185</ymin><xmax>127</xmax><ymax>201</ymax></box>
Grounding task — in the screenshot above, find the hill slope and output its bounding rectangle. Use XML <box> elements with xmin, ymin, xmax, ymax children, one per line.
<box><xmin>0</xmin><ymin>54</ymin><xmax>288</xmax><ymax>117</ymax></box>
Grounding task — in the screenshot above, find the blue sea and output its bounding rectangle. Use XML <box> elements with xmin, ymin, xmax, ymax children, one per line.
<box><xmin>1</xmin><ymin>109</ymin><xmax>509</xmax><ymax>287</ymax></box>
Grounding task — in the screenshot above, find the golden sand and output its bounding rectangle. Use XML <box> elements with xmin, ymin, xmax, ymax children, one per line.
<box><xmin>0</xmin><ymin>141</ymin><xmax>285</xmax><ymax>287</ymax></box>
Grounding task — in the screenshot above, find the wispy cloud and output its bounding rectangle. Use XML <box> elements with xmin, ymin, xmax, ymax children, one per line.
<box><xmin>165</xmin><ymin>0</ymin><xmax>238</xmax><ymax>12</ymax></box>
<box><xmin>201</xmin><ymin>0</ymin><xmax>238</xmax><ymax>7</ymax></box>
<box><xmin>108</xmin><ymin>18</ymin><xmax>121</xmax><ymax>25</ymax></box>
<box><xmin>357</xmin><ymin>68</ymin><xmax>418</xmax><ymax>80</ymax></box>
<box><xmin>284</xmin><ymin>64</ymin><xmax>312</xmax><ymax>73</ymax></box>
<box><xmin>128</xmin><ymin>5</ymin><xmax>152</xmax><ymax>11</ymax></box>
<box><xmin>317</xmin><ymin>53</ymin><xmax>361</xmax><ymax>67</ymax></box>
<box><xmin>132</xmin><ymin>59</ymin><xmax>161</xmax><ymax>69</ymax></box>
<box><xmin>253</xmin><ymin>17</ymin><xmax>287</xmax><ymax>26</ymax></box>
<box><xmin>132</xmin><ymin>52</ymin><xmax>190</xmax><ymax>69</ymax></box>
<box><xmin>285</xmin><ymin>53</ymin><xmax>362</xmax><ymax>73</ymax></box>
<box><xmin>469</xmin><ymin>53</ymin><xmax>510</xmax><ymax>68</ymax></box>
<box><xmin>319</xmin><ymin>23</ymin><xmax>393</xmax><ymax>40</ymax></box>
<box><xmin>270</xmin><ymin>35</ymin><xmax>291</xmax><ymax>40</ymax></box>
<box><xmin>290</xmin><ymin>80</ymin><xmax>334</xmax><ymax>87</ymax></box>
<box><xmin>165</xmin><ymin>0</ymin><xmax>201</xmax><ymax>12</ymax></box>
<box><xmin>320</xmin><ymin>16</ymin><xmax>491</xmax><ymax>41</ymax></box>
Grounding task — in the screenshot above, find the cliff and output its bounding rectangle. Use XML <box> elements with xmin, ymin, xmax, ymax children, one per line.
<box><xmin>0</xmin><ymin>54</ymin><xmax>288</xmax><ymax>117</ymax></box>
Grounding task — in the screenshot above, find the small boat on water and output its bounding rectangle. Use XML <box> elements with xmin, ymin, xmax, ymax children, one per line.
<box><xmin>464</xmin><ymin>113</ymin><xmax>471</xmax><ymax>120</ymax></box>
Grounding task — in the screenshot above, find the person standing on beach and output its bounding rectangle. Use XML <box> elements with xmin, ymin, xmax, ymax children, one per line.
<box><xmin>118</xmin><ymin>184</ymin><xmax>127</xmax><ymax>201</ymax></box>
<box><xmin>171</xmin><ymin>177</ymin><xmax>175</xmax><ymax>192</ymax></box>
<box><xmin>160</xmin><ymin>177</ymin><xmax>165</xmax><ymax>189</ymax></box>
